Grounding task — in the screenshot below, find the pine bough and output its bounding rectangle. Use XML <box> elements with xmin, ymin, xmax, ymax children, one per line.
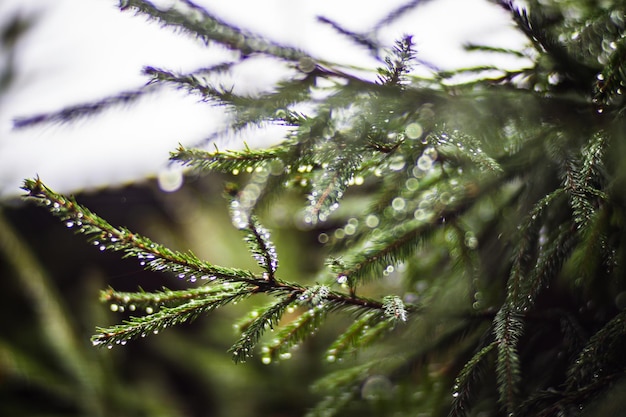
<box><xmin>19</xmin><ymin>1</ymin><xmax>626</xmax><ymax>416</ymax></box>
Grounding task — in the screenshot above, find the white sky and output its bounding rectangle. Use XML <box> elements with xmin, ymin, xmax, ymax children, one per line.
<box><xmin>0</xmin><ymin>0</ymin><xmax>528</xmax><ymax>198</ymax></box>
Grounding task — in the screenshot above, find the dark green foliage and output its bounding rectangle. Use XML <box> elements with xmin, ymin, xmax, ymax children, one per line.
<box><xmin>17</xmin><ymin>0</ymin><xmax>626</xmax><ymax>416</ymax></box>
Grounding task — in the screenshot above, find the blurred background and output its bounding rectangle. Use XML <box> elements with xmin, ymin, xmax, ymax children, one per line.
<box><xmin>0</xmin><ymin>1</ymin><xmax>525</xmax><ymax>415</ymax></box>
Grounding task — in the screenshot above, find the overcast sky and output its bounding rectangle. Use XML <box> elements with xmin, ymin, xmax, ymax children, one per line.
<box><xmin>0</xmin><ymin>0</ymin><xmax>528</xmax><ymax>199</ymax></box>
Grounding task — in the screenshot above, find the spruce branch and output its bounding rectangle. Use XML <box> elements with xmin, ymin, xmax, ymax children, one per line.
<box><xmin>92</xmin><ymin>288</ymin><xmax>251</xmax><ymax>348</ymax></box>
<box><xmin>100</xmin><ymin>284</ymin><xmax>240</xmax><ymax>312</ymax></box>
<box><xmin>565</xmin><ymin>309</ymin><xmax>626</xmax><ymax>392</ymax></box>
<box><xmin>316</xmin><ymin>16</ymin><xmax>378</xmax><ymax>55</ymax></box>
<box><xmin>239</xmin><ymin>214</ymin><xmax>279</xmax><ymax>279</ymax></box>
<box><xmin>262</xmin><ymin>304</ymin><xmax>328</xmax><ymax>363</ymax></box>
<box><xmin>13</xmin><ymin>86</ymin><xmax>153</xmax><ymax>129</ymax></box>
<box><xmin>119</xmin><ymin>0</ymin><xmax>305</xmax><ymax>61</ymax></box>
<box><xmin>450</xmin><ymin>341</ymin><xmax>497</xmax><ymax>417</ymax></box>
<box><xmin>376</xmin><ymin>35</ymin><xmax>415</xmax><ymax>87</ymax></box>
<box><xmin>304</xmin><ymin>138</ymin><xmax>365</xmax><ymax>224</ymax></box>
<box><xmin>143</xmin><ymin>65</ymin><xmax>243</xmax><ymax>104</ymax></box>
<box><xmin>595</xmin><ymin>37</ymin><xmax>626</xmax><ymax>109</ymax></box>
<box><xmin>171</xmin><ymin>143</ymin><xmax>291</xmax><ymax>174</ymax></box>
<box><xmin>21</xmin><ymin>177</ymin><xmax>257</xmax><ymax>285</ymax></box>
<box><xmin>22</xmin><ymin>178</ymin><xmax>405</xmax><ymax>356</ymax></box>
<box><xmin>325</xmin><ymin>311</ymin><xmax>390</xmax><ymax>362</ymax></box>
<box><xmin>230</xmin><ymin>295</ymin><xmax>296</xmax><ymax>363</ymax></box>
<box><xmin>494</xmin><ymin>306</ymin><xmax>523</xmax><ymax>415</ymax></box>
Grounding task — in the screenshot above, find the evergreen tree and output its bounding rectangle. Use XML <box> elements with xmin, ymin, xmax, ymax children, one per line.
<box><xmin>17</xmin><ymin>0</ymin><xmax>626</xmax><ymax>415</ymax></box>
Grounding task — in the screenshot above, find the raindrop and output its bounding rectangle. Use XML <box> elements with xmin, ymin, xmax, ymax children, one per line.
<box><xmin>158</xmin><ymin>167</ymin><xmax>184</xmax><ymax>193</ymax></box>
<box><xmin>615</xmin><ymin>291</ymin><xmax>626</xmax><ymax>310</ymax></box>
<box><xmin>65</xmin><ymin>221</ymin><xmax>74</xmax><ymax>228</ymax></box>
<box><xmin>405</xmin><ymin>177</ymin><xmax>419</xmax><ymax>191</ymax></box>
<box><xmin>361</xmin><ymin>375</ymin><xmax>393</xmax><ymax>400</ymax></box>
<box><xmin>146</xmin><ymin>307</ymin><xmax>154</xmax><ymax>314</ymax></box>
<box><xmin>262</xmin><ymin>356</ymin><xmax>272</xmax><ymax>365</ymax></box>
<box><xmin>414</xmin><ymin>209</ymin><xmax>427</xmax><ymax>221</ymax></box>
<box><xmin>388</xmin><ymin>155</ymin><xmax>406</xmax><ymax>171</ymax></box>
<box><xmin>417</xmin><ymin>155</ymin><xmax>433</xmax><ymax>171</ymax></box>
<box><xmin>391</xmin><ymin>197</ymin><xmax>406</xmax><ymax>211</ymax></box>
<box><xmin>464</xmin><ymin>233</ymin><xmax>478</xmax><ymax>249</ymax></box>
<box><xmin>405</xmin><ymin>122</ymin><xmax>423</xmax><ymax>140</ymax></box>
<box><xmin>365</xmin><ymin>214</ymin><xmax>379</xmax><ymax>228</ymax></box>
<box><xmin>110</xmin><ymin>304</ymin><xmax>119</xmax><ymax>312</ymax></box>
<box><xmin>344</xmin><ymin>224</ymin><xmax>356</xmax><ymax>235</ymax></box>
<box><xmin>298</xmin><ymin>57</ymin><xmax>316</xmax><ymax>73</ymax></box>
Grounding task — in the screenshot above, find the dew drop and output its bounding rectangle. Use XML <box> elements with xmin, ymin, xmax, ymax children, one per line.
<box><xmin>262</xmin><ymin>356</ymin><xmax>272</xmax><ymax>365</ymax></box>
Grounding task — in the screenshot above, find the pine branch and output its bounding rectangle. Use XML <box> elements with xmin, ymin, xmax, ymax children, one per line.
<box><xmin>450</xmin><ymin>341</ymin><xmax>497</xmax><ymax>417</ymax></box>
<box><xmin>119</xmin><ymin>0</ymin><xmax>305</xmax><ymax>61</ymax></box>
<box><xmin>497</xmin><ymin>1</ymin><xmax>596</xmax><ymax>89</ymax></box>
<box><xmin>376</xmin><ymin>35</ymin><xmax>416</xmax><ymax>87</ymax></box>
<box><xmin>565</xmin><ymin>309</ymin><xmax>626</xmax><ymax>392</ymax></box>
<box><xmin>22</xmin><ymin>178</ymin><xmax>404</xmax><ymax>352</ymax></box>
<box><xmin>262</xmin><ymin>304</ymin><xmax>328</xmax><ymax>363</ymax></box>
<box><xmin>333</xmin><ymin>171</ymin><xmax>496</xmax><ymax>288</ymax></box>
<box><xmin>594</xmin><ymin>31</ymin><xmax>626</xmax><ymax>109</ymax></box>
<box><xmin>21</xmin><ymin>177</ymin><xmax>257</xmax><ymax>285</ymax></box>
<box><xmin>229</xmin><ymin>200</ymin><xmax>279</xmax><ymax>279</ymax></box>
<box><xmin>316</xmin><ymin>16</ymin><xmax>378</xmax><ymax>55</ymax></box>
<box><xmin>100</xmin><ymin>284</ymin><xmax>240</xmax><ymax>312</ymax></box>
<box><xmin>494</xmin><ymin>306</ymin><xmax>523</xmax><ymax>415</ymax></box>
<box><xmin>92</xmin><ymin>288</ymin><xmax>251</xmax><ymax>348</ymax></box>
<box><xmin>325</xmin><ymin>311</ymin><xmax>390</xmax><ymax>361</ymax></box>
<box><xmin>230</xmin><ymin>295</ymin><xmax>296</xmax><ymax>363</ymax></box>
<box><xmin>304</xmin><ymin>139</ymin><xmax>364</xmax><ymax>224</ymax></box>
<box><xmin>13</xmin><ymin>86</ymin><xmax>154</xmax><ymax>129</ymax></box>
<box><xmin>171</xmin><ymin>143</ymin><xmax>291</xmax><ymax>174</ymax></box>
<box><xmin>305</xmin><ymin>390</ymin><xmax>357</xmax><ymax>417</ymax></box>
<box><xmin>143</xmin><ymin>65</ymin><xmax>244</xmax><ymax>105</ymax></box>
